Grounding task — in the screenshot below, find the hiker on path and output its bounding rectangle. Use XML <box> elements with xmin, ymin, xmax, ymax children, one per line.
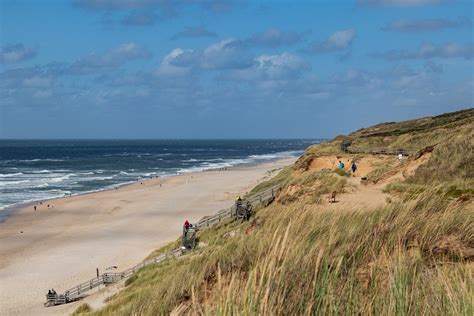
<box><xmin>351</xmin><ymin>162</ymin><xmax>357</xmax><ymax>176</ymax></box>
<box><xmin>183</xmin><ymin>220</ymin><xmax>190</xmax><ymax>237</ymax></box>
<box><xmin>339</xmin><ymin>161</ymin><xmax>345</xmax><ymax>169</ymax></box>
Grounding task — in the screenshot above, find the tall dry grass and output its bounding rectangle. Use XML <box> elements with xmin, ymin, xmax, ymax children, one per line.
<box><xmin>198</xmin><ymin>188</ymin><xmax>473</xmax><ymax>315</ymax></box>
<box><xmin>91</xmin><ymin>187</ymin><xmax>473</xmax><ymax>316</ymax></box>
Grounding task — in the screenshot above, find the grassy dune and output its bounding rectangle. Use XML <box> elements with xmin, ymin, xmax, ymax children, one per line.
<box><xmin>79</xmin><ymin>109</ymin><xmax>473</xmax><ymax>315</ymax></box>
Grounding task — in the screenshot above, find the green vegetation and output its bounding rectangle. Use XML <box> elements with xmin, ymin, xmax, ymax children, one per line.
<box><xmin>294</xmin><ymin>141</ymin><xmax>341</xmax><ymax>171</ymax></box>
<box><xmin>333</xmin><ymin>168</ymin><xmax>350</xmax><ymax>177</ymax></box>
<box><xmin>89</xmin><ymin>109</ymin><xmax>473</xmax><ymax>315</ymax></box>
<box><xmin>348</xmin><ymin>108</ymin><xmax>474</xmax><ymax>151</ymax></box>
<box><xmin>72</xmin><ymin>303</ymin><xmax>92</xmax><ymax>315</ymax></box>
<box><xmin>367</xmin><ymin>157</ymin><xmax>398</xmax><ymax>183</ymax></box>
<box><xmin>248</xmin><ymin>165</ymin><xmax>293</xmax><ymax>196</ymax></box>
<box><xmin>278</xmin><ymin>169</ymin><xmax>348</xmax><ymax>205</ymax></box>
<box><xmin>408</xmin><ymin>130</ymin><xmax>474</xmax><ymax>187</ymax></box>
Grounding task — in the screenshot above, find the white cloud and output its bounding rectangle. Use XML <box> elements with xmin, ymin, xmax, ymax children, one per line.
<box><xmin>171</xmin><ymin>26</ymin><xmax>217</xmax><ymax>40</ymax></box>
<box><xmin>168</xmin><ymin>38</ymin><xmax>253</xmax><ymax>70</ymax></box>
<box><xmin>0</xmin><ymin>44</ymin><xmax>37</xmax><ymax>64</ymax></box>
<box><xmin>306</xmin><ymin>29</ymin><xmax>356</xmax><ymax>54</ymax></box>
<box><xmin>155</xmin><ymin>48</ymin><xmax>193</xmax><ymax>77</ymax></box>
<box><xmin>358</xmin><ymin>0</ymin><xmax>447</xmax><ymax>7</ymax></box>
<box><xmin>382</xmin><ymin>17</ymin><xmax>471</xmax><ymax>32</ymax></box>
<box><xmin>373</xmin><ymin>42</ymin><xmax>474</xmax><ymax>60</ymax></box>
<box><xmin>70</xmin><ymin>42</ymin><xmax>152</xmax><ymax>73</ymax></box>
<box><xmin>247</xmin><ymin>28</ymin><xmax>307</xmax><ymax>47</ymax></box>
<box><xmin>222</xmin><ymin>52</ymin><xmax>310</xmax><ymax>82</ymax></box>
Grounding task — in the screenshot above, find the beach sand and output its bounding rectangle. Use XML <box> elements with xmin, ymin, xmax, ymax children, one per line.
<box><xmin>0</xmin><ymin>158</ymin><xmax>295</xmax><ymax>316</ymax></box>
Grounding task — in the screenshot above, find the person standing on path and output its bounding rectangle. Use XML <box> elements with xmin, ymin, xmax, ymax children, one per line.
<box><xmin>339</xmin><ymin>161</ymin><xmax>345</xmax><ymax>169</ymax></box>
<box><xmin>351</xmin><ymin>161</ymin><xmax>357</xmax><ymax>176</ymax></box>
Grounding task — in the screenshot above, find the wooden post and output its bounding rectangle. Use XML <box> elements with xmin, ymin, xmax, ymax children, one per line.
<box><xmin>96</xmin><ymin>268</ymin><xmax>99</xmax><ymax>278</ymax></box>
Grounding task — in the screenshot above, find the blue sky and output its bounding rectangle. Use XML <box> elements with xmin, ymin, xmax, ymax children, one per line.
<box><xmin>0</xmin><ymin>0</ymin><xmax>473</xmax><ymax>139</ymax></box>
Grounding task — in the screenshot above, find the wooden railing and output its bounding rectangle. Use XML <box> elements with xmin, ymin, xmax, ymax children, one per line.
<box><xmin>45</xmin><ymin>185</ymin><xmax>281</xmax><ymax>306</ymax></box>
<box><xmin>343</xmin><ymin>146</ymin><xmax>415</xmax><ymax>156</ymax></box>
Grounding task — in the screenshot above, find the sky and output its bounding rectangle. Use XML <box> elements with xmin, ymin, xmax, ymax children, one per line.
<box><xmin>0</xmin><ymin>0</ymin><xmax>473</xmax><ymax>139</ymax></box>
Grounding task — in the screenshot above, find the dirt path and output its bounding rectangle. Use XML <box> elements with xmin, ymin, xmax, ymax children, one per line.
<box><xmin>313</xmin><ymin>151</ymin><xmax>434</xmax><ymax>211</ymax></box>
<box><xmin>328</xmin><ymin>177</ymin><xmax>389</xmax><ymax>211</ymax></box>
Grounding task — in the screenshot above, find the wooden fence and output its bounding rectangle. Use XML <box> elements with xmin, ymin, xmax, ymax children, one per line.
<box><xmin>343</xmin><ymin>146</ymin><xmax>416</xmax><ymax>156</ymax></box>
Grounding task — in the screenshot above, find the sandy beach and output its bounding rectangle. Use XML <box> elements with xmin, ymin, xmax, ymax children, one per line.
<box><xmin>0</xmin><ymin>158</ymin><xmax>295</xmax><ymax>316</ymax></box>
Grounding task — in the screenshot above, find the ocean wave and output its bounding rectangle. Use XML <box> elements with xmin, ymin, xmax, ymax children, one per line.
<box><xmin>0</xmin><ymin>172</ymin><xmax>24</xmax><ymax>177</ymax></box>
<box><xmin>248</xmin><ymin>150</ymin><xmax>302</xmax><ymax>160</ymax></box>
<box><xmin>30</xmin><ymin>169</ymin><xmax>52</xmax><ymax>174</ymax></box>
<box><xmin>183</xmin><ymin>158</ymin><xmax>199</xmax><ymax>162</ymax></box>
<box><xmin>19</xmin><ymin>158</ymin><xmax>66</xmax><ymax>162</ymax></box>
<box><xmin>50</xmin><ymin>174</ymin><xmax>75</xmax><ymax>183</ymax></box>
<box><xmin>0</xmin><ymin>179</ymin><xmax>31</xmax><ymax>186</ymax></box>
<box><xmin>80</xmin><ymin>176</ymin><xmax>114</xmax><ymax>181</ymax></box>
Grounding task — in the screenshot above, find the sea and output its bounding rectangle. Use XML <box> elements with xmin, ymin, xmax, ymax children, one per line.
<box><xmin>0</xmin><ymin>139</ymin><xmax>319</xmax><ymax>221</ymax></box>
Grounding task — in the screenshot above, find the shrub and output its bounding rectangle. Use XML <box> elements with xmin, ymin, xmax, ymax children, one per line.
<box><xmin>333</xmin><ymin>168</ymin><xmax>350</xmax><ymax>177</ymax></box>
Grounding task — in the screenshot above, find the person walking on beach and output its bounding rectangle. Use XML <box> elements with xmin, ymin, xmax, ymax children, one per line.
<box><xmin>34</xmin><ymin>205</ymin><xmax>37</xmax><ymax>211</ymax></box>
<box><xmin>351</xmin><ymin>161</ymin><xmax>357</xmax><ymax>176</ymax></box>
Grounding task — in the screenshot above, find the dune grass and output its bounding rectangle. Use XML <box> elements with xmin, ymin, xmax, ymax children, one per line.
<box><xmin>72</xmin><ymin>303</ymin><xmax>92</xmax><ymax>315</ymax></box>
<box><xmin>90</xmin><ymin>186</ymin><xmax>473</xmax><ymax>316</ymax></box>
<box><xmin>88</xmin><ymin>109</ymin><xmax>473</xmax><ymax>315</ymax></box>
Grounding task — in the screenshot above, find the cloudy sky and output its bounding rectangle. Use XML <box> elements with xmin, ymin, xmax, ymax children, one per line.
<box><xmin>0</xmin><ymin>0</ymin><xmax>473</xmax><ymax>139</ymax></box>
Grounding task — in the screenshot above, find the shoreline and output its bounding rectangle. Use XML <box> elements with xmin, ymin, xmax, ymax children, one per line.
<box><xmin>0</xmin><ymin>157</ymin><xmax>296</xmax><ymax>315</ymax></box>
<box><xmin>0</xmin><ymin>155</ymin><xmax>301</xmax><ymax>224</ymax></box>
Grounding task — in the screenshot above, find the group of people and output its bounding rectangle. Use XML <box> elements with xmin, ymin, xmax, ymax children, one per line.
<box><xmin>182</xmin><ymin>195</ymin><xmax>244</xmax><ymax>233</ymax></box>
<box><xmin>339</xmin><ymin>160</ymin><xmax>358</xmax><ymax>176</ymax></box>
<box><xmin>47</xmin><ymin>289</ymin><xmax>57</xmax><ymax>296</ymax></box>
<box><xmin>33</xmin><ymin>202</ymin><xmax>53</xmax><ymax>211</ymax></box>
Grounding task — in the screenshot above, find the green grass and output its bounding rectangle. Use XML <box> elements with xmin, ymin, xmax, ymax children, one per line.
<box><xmin>333</xmin><ymin>168</ymin><xmax>350</xmax><ymax>177</ymax></box>
<box><xmin>248</xmin><ymin>165</ymin><xmax>293</xmax><ymax>196</ymax></box>
<box><xmin>367</xmin><ymin>157</ymin><xmax>398</xmax><ymax>183</ymax></box>
<box><xmin>72</xmin><ymin>303</ymin><xmax>92</xmax><ymax>315</ymax></box>
<box><xmin>347</xmin><ymin>108</ymin><xmax>473</xmax><ymax>152</ymax></box>
<box><xmin>408</xmin><ymin>130</ymin><xmax>474</xmax><ymax>185</ymax></box>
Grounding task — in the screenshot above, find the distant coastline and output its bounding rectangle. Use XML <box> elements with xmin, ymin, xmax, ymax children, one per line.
<box><xmin>0</xmin><ymin>139</ymin><xmax>319</xmax><ymax>222</ymax></box>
